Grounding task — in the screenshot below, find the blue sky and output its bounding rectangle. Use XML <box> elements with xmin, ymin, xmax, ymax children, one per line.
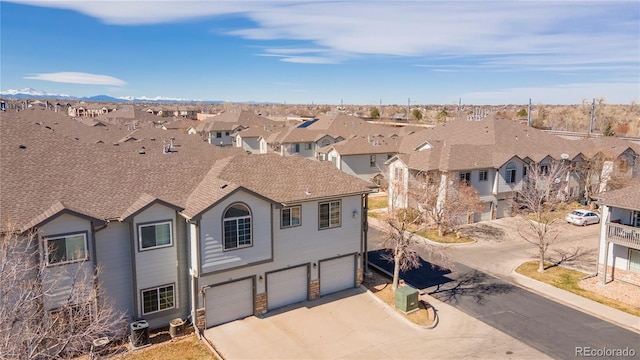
<box><xmin>1</xmin><ymin>1</ymin><xmax>638</xmax><ymax>105</ymax></box>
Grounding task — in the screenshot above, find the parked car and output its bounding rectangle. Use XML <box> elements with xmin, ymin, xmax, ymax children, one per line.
<box><xmin>565</xmin><ymin>209</ymin><xmax>600</xmax><ymax>226</ymax></box>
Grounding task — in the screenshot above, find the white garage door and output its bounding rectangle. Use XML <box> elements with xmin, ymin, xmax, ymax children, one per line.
<box><xmin>267</xmin><ymin>265</ymin><xmax>308</xmax><ymax>310</ymax></box>
<box><xmin>205</xmin><ymin>278</ymin><xmax>253</xmax><ymax>328</ymax></box>
<box><xmin>320</xmin><ymin>255</ymin><xmax>355</xmax><ymax>296</ymax></box>
<box><xmin>497</xmin><ymin>200</ymin><xmax>511</xmax><ymax>219</ymax></box>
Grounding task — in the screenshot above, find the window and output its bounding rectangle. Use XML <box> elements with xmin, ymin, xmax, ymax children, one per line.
<box><xmin>523</xmin><ymin>166</ymin><xmax>527</xmax><ymax>177</ymax></box>
<box><xmin>629</xmin><ymin>249</ymin><xmax>640</xmax><ymax>274</ymax></box>
<box><xmin>281</xmin><ymin>206</ymin><xmax>301</xmax><ymax>228</ymax></box>
<box><xmin>321</xmin><ymin>139</ymin><xmax>331</xmax><ymax>147</ymax></box>
<box><xmin>370</xmin><ymin>155</ymin><xmax>377</xmax><ymax>167</ymax></box>
<box><xmin>223</xmin><ymin>204</ymin><xmax>252</xmax><ymax>250</ymax></box>
<box><xmin>633</xmin><ymin>211</ymin><xmax>640</xmax><ymax>228</ymax></box>
<box><xmin>459</xmin><ymin>172</ymin><xmax>471</xmax><ymax>184</ymax></box>
<box><xmin>45</xmin><ymin>233</ymin><xmax>88</xmax><ymax>265</ymax></box>
<box><xmin>479</xmin><ymin>170</ymin><xmax>488</xmax><ymax>182</ymax></box>
<box><xmin>225</xmin><ymin>131</ymin><xmax>230</xmax><ymax>136</ymax></box>
<box><xmin>293</xmin><ymin>144</ymin><xmax>300</xmax><ymax>153</ymax></box>
<box><xmin>319</xmin><ymin>200</ymin><xmax>341</xmax><ymax>229</ymax></box>
<box><xmin>142</xmin><ymin>284</ymin><xmax>175</xmax><ymax>314</ymax></box>
<box><xmin>387</xmin><ymin>154</ymin><xmax>394</xmax><ymax>160</ymax></box>
<box><xmin>139</xmin><ymin>222</ymin><xmax>172</xmax><ymax>250</ymax></box>
<box><xmin>505</xmin><ymin>163</ymin><xmax>517</xmax><ymax>183</ymax></box>
<box><xmin>539</xmin><ymin>164</ymin><xmax>549</xmax><ymax>176</ymax></box>
<box><xmin>394</xmin><ymin>167</ymin><xmax>404</xmax><ymax>183</ymax></box>
<box><xmin>331</xmin><ymin>156</ymin><xmax>337</xmax><ymax>165</ymax></box>
<box><xmin>216</xmin><ymin>132</ymin><xmax>222</xmax><ymax>138</ymax></box>
<box><xmin>304</xmin><ymin>143</ymin><xmax>312</xmax><ymax>150</ymax></box>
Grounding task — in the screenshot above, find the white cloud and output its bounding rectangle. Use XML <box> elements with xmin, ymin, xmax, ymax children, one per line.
<box><xmin>24</xmin><ymin>72</ymin><xmax>127</xmax><ymax>86</ymax></box>
<box><xmin>8</xmin><ymin>1</ymin><xmax>639</xmax><ymax>73</ymax></box>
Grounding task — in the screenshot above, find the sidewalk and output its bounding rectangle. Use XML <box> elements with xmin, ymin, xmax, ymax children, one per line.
<box><xmin>366</xmin><ymin>215</ymin><xmax>640</xmax><ymax>334</ymax></box>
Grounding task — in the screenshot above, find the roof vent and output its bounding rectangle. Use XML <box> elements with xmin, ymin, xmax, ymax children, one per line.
<box><xmin>19</xmin><ymin>144</ymin><xmax>26</xmax><ymax>149</ymax></box>
<box><xmin>113</xmin><ymin>143</ymin><xmax>119</xmax><ymax>146</ymax></box>
<box><xmin>221</xmin><ymin>184</ymin><xmax>228</xmax><ymax>189</ymax></box>
<box><xmin>305</xmin><ymin>189</ymin><xmax>312</xmax><ymax>196</ymax></box>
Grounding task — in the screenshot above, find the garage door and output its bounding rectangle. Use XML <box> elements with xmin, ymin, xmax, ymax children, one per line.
<box><xmin>205</xmin><ymin>278</ymin><xmax>253</xmax><ymax>327</ymax></box>
<box><xmin>474</xmin><ymin>203</ymin><xmax>492</xmax><ymax>222</ymax></box>
<box><xmin>320</xmin><ymin>255</ymin><xmax>355</xmax><ymax>296</ymax></box>
<box><xmin>496</xmin><ymin>200</ymin><xmax>511</xmax><ymax>219</ymax></box>
<box><xmin>267</xmin><ymin>265</ymin><xmax>308</xmax><ymax>310</ymax></box>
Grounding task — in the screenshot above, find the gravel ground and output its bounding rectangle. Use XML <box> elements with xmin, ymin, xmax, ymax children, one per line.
<box><xmin>579</xmin><ymin>276</ymin><xmax>640</xmax><ymax>309</ymax></box>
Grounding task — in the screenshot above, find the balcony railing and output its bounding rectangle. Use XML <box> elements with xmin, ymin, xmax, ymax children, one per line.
<box><xmin>606</xmin><ymin>223</ymin><xmax>640</xmax><ymax>250</ymax></box>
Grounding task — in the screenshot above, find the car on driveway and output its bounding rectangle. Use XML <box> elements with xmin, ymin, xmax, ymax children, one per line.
<box><xmin>565</xmin><ymin>209</ymin><xmax>600</xmax><ymax>226</ymax></box>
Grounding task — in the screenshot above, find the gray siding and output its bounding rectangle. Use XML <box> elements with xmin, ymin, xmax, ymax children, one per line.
<box><xmin>95</xmin><ymin>221</ymin><xmax>133</xmax><ymax>319</ymax></box>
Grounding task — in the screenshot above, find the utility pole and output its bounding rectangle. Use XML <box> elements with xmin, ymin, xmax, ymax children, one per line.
<box><xmin>589</xmin><ymin>98</ymin><xmax>596</xmax><ymax>134</ymax></box>
<box><xmin>527</xmin><ymin>98</ymin><xmax>531</xmax><ymax>127</ymax></box>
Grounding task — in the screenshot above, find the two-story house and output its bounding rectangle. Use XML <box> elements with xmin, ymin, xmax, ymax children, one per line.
<box><xmin>387</xmin><ymin>116</ymin><xmax>583</xmax><ymax>221</ymax></box>
<box><xmin>1</xmin><ymin>110</ymin><xmax>375</xmax><ymax>337</ymax></box>
<box><xmin>594</xmin><ymin>183</ymin><xmax>640</xmax><ymax>287</ymax></box>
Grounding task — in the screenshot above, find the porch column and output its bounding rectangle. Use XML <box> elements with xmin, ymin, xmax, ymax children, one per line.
<box><xmin>601</xmin><ymin>240</ymin><xmax>609</xmax><ymax>285</ymax></box>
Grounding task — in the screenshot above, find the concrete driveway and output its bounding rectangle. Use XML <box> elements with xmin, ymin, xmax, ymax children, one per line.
<box><xmin>204</xmin><ymin>287</ymin><xmax>548</xmax><ymax>359</ymax></box>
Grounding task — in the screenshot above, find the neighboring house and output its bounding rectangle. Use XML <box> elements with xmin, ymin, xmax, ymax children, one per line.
<box><xmin>387</xmin><ymin>116</ymin><xmax>585</xmax><ymax>221</ymax></box>
<box><xmin>68</xmin><ymin>103</ymin><xmax>113</xmax><ymax>118</ymax></box>
<box><xmin>195</xmin><ymin>110</ymin><xmax>281</xmax><ymax>147</ymax></box>
<box><xmin>1</xmin><ymin>110</ymin><xmax>375</xmax><ymax>335</ymax></box>
<box><xmin>319</xmin><ymin>135</ymin><xmax>399</xmax><ymax>183</ymax></box>
<box><xmin>234</xmin><ymin>127</ymin><xmax>272</xmax><ymax>154</ymax></box>
<box><xmin>595</xmin><ymin>183</ymin><xmax>640</xmax><ymax>287</ymax></box>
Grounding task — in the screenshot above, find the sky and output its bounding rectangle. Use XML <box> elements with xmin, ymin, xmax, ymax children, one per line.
<box><xmin>1</xmin><ymin>0</ymin><xmax>639</xmax><ymax>105</ymax></box>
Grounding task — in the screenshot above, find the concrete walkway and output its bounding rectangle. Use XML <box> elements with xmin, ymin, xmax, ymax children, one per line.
<box><xmin>367</xmin><ymin>215</ymin><xmax>640</xmax><ymax>333</ymax></box>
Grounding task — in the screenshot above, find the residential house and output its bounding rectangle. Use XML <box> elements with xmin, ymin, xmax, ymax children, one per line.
<box><xmin>319</xmin><ymin>135</ymin><xmax>400</xmax><ymax>184</ymax></box>
<box><xmin>68</xmin><ymin>103</ymin><xmax>114</xmax><ymax>118</ymax></box>
<box><xmin>1</xmin><ymin>109</ymin><xmax>375</xmax><ymax>335</ymax></box>
<box><xmin>594</xmin><ymin>183</ymin><xmax>640</xmax><ymax>287</ymax></box>
<box><xmin>195</xmin><ymin>110</ymin><xmax>281</xmax><ymax>147</ymax></box>
<box><xmin>387</xmin><ymin>115</ymin><xmax>585</xmax><ymax>221</ymax></box>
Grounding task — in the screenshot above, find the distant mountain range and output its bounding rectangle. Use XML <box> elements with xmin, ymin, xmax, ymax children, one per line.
<box><xmin>0</xmin><ymin>88</ymin><xmax>221</xmax><ymax>103</ymax></box>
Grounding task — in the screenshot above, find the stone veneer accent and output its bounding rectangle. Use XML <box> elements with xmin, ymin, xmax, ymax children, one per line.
<box><xmin>195</xmin><ymin>308</ymin><xmax>206</xmax><ymax>332</ymax></box>
<box><xmin>309</xmin><ymin>279</ymin><xmax>320</xmax><ymax>300</ymax></box>
<box><xmin>255</xmin><ymin>293</ymin><xmax>267</xmax><ymax>315</ymax></box>
<box><xmin>599</xmin><ymin>264</ymin><xmax>640</xmax><ymax>286</ymax></box>
<box><xmin>356</xmin><ymin>268</ymin><xmax>364</xmax><ymax>287</ymax></box>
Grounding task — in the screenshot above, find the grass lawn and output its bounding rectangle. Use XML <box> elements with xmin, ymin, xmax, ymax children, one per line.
<box><xmin>368</xmin><ymin>195</ymin><xmax>388</xmax><ymax>210</ymax></box>
<box><xmin>413</xmin><ymin>228</ymin><xmax>474</xmax><ymax>244</ymax></box>
<box><xmin>112</xmin><ymin>334</ymin><xmax>215</xmax><ymax>360</ymax></box>
<box><xmin>515</xmin><ymin>261</ymin><xmax>640</xmax><ymax>317</ymax></box>
<box><xmin>362</xmin><ymin>271</ymin><xmax>435</xmax><ymax>327</ymax></box>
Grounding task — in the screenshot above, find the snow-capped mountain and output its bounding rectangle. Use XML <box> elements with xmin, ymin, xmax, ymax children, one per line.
<box><xmin>0</xmin><ymin>88</ymin><xmax>73</xmax><ymax>98</ymax></box>
<box><xmin>0</xmin><ymin>88</ymin><xmax>210</xmax><ymax>103</ymax></box>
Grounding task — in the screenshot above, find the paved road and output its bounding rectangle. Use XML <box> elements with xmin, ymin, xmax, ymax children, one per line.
<box><xmin>367</xmin><ymin>227</ymin><xmax>640</xmax><ymax>360</ymax></box>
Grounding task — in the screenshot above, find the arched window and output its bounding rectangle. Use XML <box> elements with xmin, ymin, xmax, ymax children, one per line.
<box><xmin>321</xmin><ymin>139</ymin><xmax>331</xmax><ymax>147</ymax></box>
<box><xmin>505</xmin><ymin>162</ymin><xmax>517</xmax><ymax>183</ymax></box>
<box><xmin>223</xmin><ymin>203</ymin><xmax>252</xmax><ymax>250</ymax></box>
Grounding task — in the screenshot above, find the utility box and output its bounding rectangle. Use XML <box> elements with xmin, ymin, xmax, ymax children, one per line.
<box><xmin>130</xmin><ymin>320</ymin><xmax>150</xmax><ymax>348</ymax></box>
<box><xmin>395</xmin><ymin>286</ymin><xmax>419</xmax><ymax>313</ymax></box>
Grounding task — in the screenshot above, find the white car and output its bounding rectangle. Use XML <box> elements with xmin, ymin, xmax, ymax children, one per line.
<box><xmin>565</xmin><ymin>209</ymin><xmax>600</xmax><ymax>226</ymax></box>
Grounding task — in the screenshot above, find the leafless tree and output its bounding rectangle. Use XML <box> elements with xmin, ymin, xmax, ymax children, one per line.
<box><xmin>512</xmin><ymin>160</ymin><xmax>568</xmax><ymax>273</ymax></box>
<box><xmin>0</xmin><ymin>223</ymin><xmax>127</xmax><ymax>360</ymax></box>
<box><xmin>411</xmin><ymin>172</ymin><xmax>483</xmax><ymax>237</ymax></box>
<box><xmin>380</xmin><ymin>173</ymin><xmax>456</xmax><ymax>290</ymax></box>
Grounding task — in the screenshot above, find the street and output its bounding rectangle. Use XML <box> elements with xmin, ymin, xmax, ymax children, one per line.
<box><xmin>367</xmin><ymin>225</ymin><xmax>640</xmax><ymax>360</ymax></box>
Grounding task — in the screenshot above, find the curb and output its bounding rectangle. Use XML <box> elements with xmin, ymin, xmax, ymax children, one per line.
<box><xmin>363</xmin><ymin>266</ymin><xmax>439</xmax><ymax>330</ymax></box>
<box><xmin>510</xmin><ymin>265</ymin><xmax>640</xmax><ymax>334</ymax></box>
<box><xmin>367</xmin><ymin>216</ymin><xmax>476</xmax><ymax>247</ymax></box>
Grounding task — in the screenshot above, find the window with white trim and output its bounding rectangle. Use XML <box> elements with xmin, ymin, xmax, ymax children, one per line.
<box><xmin>479</xmin><ymin>170</ymin><xmax>488</xmax><ymax>182</ymax></box>
<box><xmin>223</xmin><ymin>204</ymin><xmax>252</xmax><ymax>250</ymax></box>
<box><xmin>459</xmin><ymin>172</ymin><xmax>471</xmax><ymax>184</ymax></box>
<box><xmin>142</xmin><ymin>284</ymin><xmax>175</xmax><ymax>314</ymax></box>
<box><xmin>281</xmin><ymin>206</ymin><xmax>301</xmax><ymax>228</ymax></box>
<box><xmin>632</xmin><ymin>211</ymin><xmax>640</xmax><ymax>228</ymax></box>
<box><xmin>506</xmin><ymin>163</ymin><xmax>517</xmax><ymax>183</ymax></box>
<box><xmin>370</xmin><ymin>155</ymin><xmax>377</xmax><ymax>167</ymax></box>
<box><xmin>629</xmin><ymin>249</ymin><xmax>640</xmax><ymax>274</ymax></box>
<box><xmin>319</xmin><ymin>200</ymin><xmax>341</xmax><ymax>229</ymax></box>
<box><xmin>139</xmin><ymin>222</ymin><xmax>172</xmax><ymax>250</ymax></box>
<box><xmin>304</xmin><ymin>143</ymin><xmax>312</xmax><ymax>150</ymax></box>
<box><xmin>45</xmin><ymin>233</ymin><xmax>88</xmax><ymax>265</ymax></box>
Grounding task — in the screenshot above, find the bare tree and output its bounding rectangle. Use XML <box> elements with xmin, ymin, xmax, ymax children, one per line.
<box><xmin>512</xmin><ymin>160</ymin><xmax>568</xmax><ymax>273</ymax></box>
<box><xmin>0</xmin><ymin>223</ymin><xmax>127</xmax><ymax>359</ymax></box>
<box><xmin>380</xmin><ymin>173</ymin><xmax>457</xmax><ymax>290</ymax></box>
<box><xmin>412</xmin><ymin>172</ymin><xmax>483</xmax><ymax>237</ymax></box>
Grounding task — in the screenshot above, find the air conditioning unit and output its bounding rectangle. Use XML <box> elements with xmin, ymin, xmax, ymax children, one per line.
<box><xmin>130</xmin><ymin>320</ymin><xmax>150</xmax><ymax>349</ymax></box>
